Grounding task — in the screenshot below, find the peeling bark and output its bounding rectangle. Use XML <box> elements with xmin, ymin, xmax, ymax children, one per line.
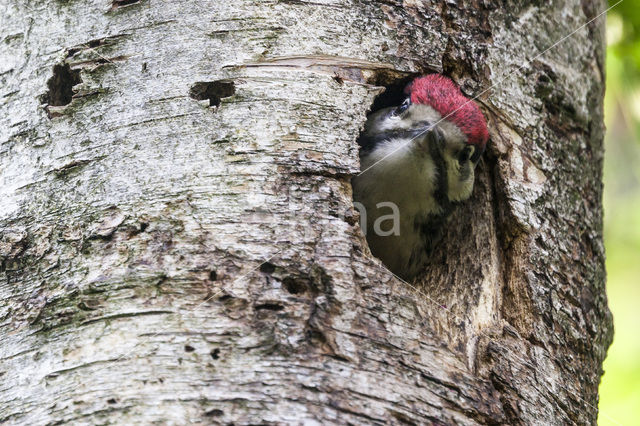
<box><xmin>0</xmin><ymin>0</ymin><xmax>612</xmax><ymax>424</ymax></box>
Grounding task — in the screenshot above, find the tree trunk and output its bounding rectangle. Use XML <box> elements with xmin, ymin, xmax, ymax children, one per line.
<box><xmin>0</xmin><ymin>0</ymin><xmax>613</xmax><ymax>424</ymax></box>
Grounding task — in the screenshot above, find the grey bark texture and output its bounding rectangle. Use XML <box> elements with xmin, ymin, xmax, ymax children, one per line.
<box><xmin>0</xmin><ymin>0</ymin><xmax>613</xmax><ymax>425</ymax></box>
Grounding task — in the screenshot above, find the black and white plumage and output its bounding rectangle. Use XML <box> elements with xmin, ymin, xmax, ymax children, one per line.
<box><xmin>352</xmin><ymin>75</ymin><xmax>489</xmax><ymax>280</ymax></box>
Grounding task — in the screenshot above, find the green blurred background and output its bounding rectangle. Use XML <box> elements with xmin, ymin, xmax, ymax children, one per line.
<box><xmin>599</xmin><ymin>2</ymin><xmax>640</xmax><ymax>424</ymax></box>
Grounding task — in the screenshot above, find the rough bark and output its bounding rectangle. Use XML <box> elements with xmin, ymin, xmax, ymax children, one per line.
<box><xmin>0</xmin><ymin>0</ymin><xmax>612</xmax><ymax>424</ymax></box>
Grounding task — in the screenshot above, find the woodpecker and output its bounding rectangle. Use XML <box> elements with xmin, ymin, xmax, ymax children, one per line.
<box><xmin>352</xmin><ymin>74</ymin><xmax>489</xmax><ymax>280</ymax></box>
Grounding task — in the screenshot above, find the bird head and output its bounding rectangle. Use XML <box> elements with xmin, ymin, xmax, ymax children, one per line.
<box><xmin>361</xmin><ymin>74</ymin><xmax>489</xmax><ymax>201</ymax></box>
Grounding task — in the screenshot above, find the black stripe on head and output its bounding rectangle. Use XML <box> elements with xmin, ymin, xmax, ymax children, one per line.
<box><xmin>358</xmin><ymin>127</ymin><xmax>435</xmax><ymax>155</ymax></box>
<box><xmin>427</xmin><ymin>130</ymin><xmax>450</xmax><ymax>210</ymax></box>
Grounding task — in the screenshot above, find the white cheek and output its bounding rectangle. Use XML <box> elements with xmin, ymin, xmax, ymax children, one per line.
<box><xmin>380</xmin><ymin>117</ymin><xmax>397</xmax><ymax>131</ymax></box>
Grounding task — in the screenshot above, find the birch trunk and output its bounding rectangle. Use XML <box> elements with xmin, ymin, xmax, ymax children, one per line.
<box><xmin>0</xmin><ymin>0</ymin><xmax>613</xmax><ymax>424</ymax></box>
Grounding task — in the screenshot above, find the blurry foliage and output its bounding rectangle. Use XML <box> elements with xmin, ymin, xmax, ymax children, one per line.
<box><xmin>607</xmin><ymin>0</ymin><xmax>640</xmax><ymax>72</ymax></box>
<box><xmin>599</xmin><ymin>2</ymin><xmax>640</xmax><ymax>425</ymax></box>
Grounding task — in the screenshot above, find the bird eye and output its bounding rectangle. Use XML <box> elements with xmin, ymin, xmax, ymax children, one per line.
<box><xmin>392</xmin><ymin>98</ymin><xmax>411</xmax><ymax>116</ymax></box>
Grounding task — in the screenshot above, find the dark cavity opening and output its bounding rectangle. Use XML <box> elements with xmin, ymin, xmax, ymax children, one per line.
<box><xmin>210</xmin><ymin>348</ymin><xmax>220</xmax><ymax>360</ymax></box>
<box><xmin>112</xmin><ymin>0</ymin><xmax>141</xmax><ymax>9</ymax></box>
<box><xmin>209</xmin><ymin>270</ymin><xmax>218</xmax><ymax>281</ymax></box>
<box><xmin>184</xmin><ymin>344</ymin><xmax>195</xmax><ymax>352</ymax></box>
<box><xmin>283</xmin><ymin>276</ymin><xmax>306</xmax><ymax>294</ymax></box>
<box><xmin>255</xmin><ymin>303</ymin><xmax>284</xmax><ymax>311</ymax></box>
<box><xmin>259</xmin><ymin>262</ymin><xmax>276</xmax><ymax>274</ymax></box>
<box><xmin>367</xmin><ymin>75</ymin><xmax>416</xmax><ymax>115</ymax></box>
<box><xmin>189</xmin><ymin>80</ymin><xmax>235</xmax><ymax>108</ymax></box>
<box><xmin>354</xmin><ymin>74</ymin><xmax>419</xmax><ymax>156</ymax></box>
<box><xmin>43</xmin><ymin>63</ymin><xmax>81</xmax><ymax>106</ymax></box>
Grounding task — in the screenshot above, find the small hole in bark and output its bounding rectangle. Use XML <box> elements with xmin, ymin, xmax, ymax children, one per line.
<box><xmin>210</xmin><ymin>348</ymin><xmax>220</xmax><ymax>360</ymax></box>
<box><xmin>283</xmin><ymin>277</ymin><xmax>306</xmax><ymax>294</ymax></box>
<box><xmin>184</xmin><ymin>344</ymin><xmax>195</xmax><ymax>352</ymax></box>
<box><xmin>205</xmin><ymin>409</ymin><xmax>224</xmax><ymax>417</ymax></box>
<box><xmin>67</xmin><ymin>48</ymin><xmax>81</xmax><ymax>57</ymax></box>
<box><xmin>189</xmin><ymin>80</ymin><xmax>235</xmax><ymax>108</ymax></box>
<box><xmin>106</xmin><ymin>398</ymin><xmax>117</xmax><ymax>404</ymax></box>
<box><xmin>111</xmin><ymin>0</ymin><xmax>141</xmax><ymax>8</ymax></box>
<box><xmin>255</xmin><ymin>303</ymin><xmax>284</xmax><ymax>311</ymax></box>
<box><xmin>209</xmin><ymin>270</ymin><xmax>218</xmax><ymax>281</ymax></box>
<box><xmin>43</xmin><ymin>63</ymin><xmax>81</xmax><ymax>107</ymax></box>
<box><xmin>259</xmin><ymin>262</ymin><xmax>276</xmax><ymax>274</ymax></box>
<box><xmin>139</xmin><ymin>222</ymin><xmax>149</xmax><ymax>232</ymax></box>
